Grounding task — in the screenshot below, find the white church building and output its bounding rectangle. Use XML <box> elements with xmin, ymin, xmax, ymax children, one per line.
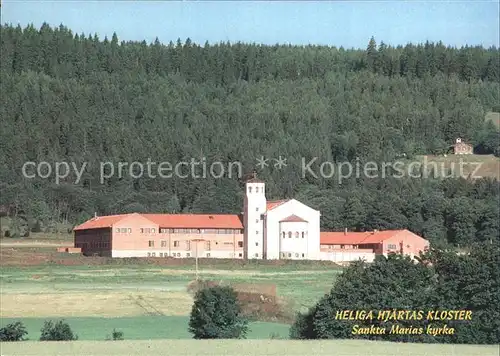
<box><xmin>243</xmin><ymin>176</ymin><xmax>321</xmax><ymax>260</ymax></box>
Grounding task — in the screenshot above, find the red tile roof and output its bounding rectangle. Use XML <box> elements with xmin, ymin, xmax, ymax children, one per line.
<box><xmin>266</xmin><ymin>200</ymin><xmax>289</xmax><ymax>211</ymax></box>
<box><xmin>320</xmin><ymin>230</ymin><xmax>407</xmax><ymax>245</ymax></box>
<box><xmin>280</xmin><ymin>214</ymin><xmax>307</xmax><ymax>223</ymax></box>
<box><xmin>143</xmin><ymin>214</ymin><xmax>243</xmax><ymax>229</ymax></box>
<box><xmin>73</xmin><ymin>214</ymin><xmax>130</xmax><ymax>231</ymax></box>
<box><xmin>74</xmin><ymin>213</ymin><xmax>244</xmax><ymax>231</ymax></box>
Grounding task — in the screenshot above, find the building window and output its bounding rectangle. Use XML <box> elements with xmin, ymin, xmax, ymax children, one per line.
<box><xmin>151</xmin><ymin>228</ymin><xmax>156</xmax><ymax>233</ymax></box>
<box><xmin>161</xmin><ymin>240</ymin><xmax>167</xmax><ymax>247</ymax></box>
<box><xmin>140</xmin><ymin>228</ymin><xmax>144</xmax><ymax>233</ymax></box>
<box><xmin>248</xmin><ymin>187</ymin><xmax>252</xmax><ymax>193</ymax></box>
<box><xmin>256</xmin><ymin>207</ymin><xmax>259</xmax><ymax>212</ymax></box>
<box><xmin>288</xmin><ymin>232</ymin><xmax>292</xmax><ymax>238</ymax></box>
<box><xmin>128</xmin><ymin>228</ymin><xmax>132</xmax><ymax>233</ymax></box>
<box><xmin>282</xmin><ymin>232</ymin><xmax>285</xmax><ymax>238</ymax></box>
<box><xmin>388</xmin><ymin>244</ymin><xmax>397</xmax><ymax>249</ymax></box>
<box><xmin>186</xmin><ymin>241</ymin><xmax>191</xmax><ymax>250</ymax></box>
<box><xmin>256</xmin><ymin>230</ymin><xmax>259</xmax><ymax>235</ymax></box>
<box><xmin>238</xmin><ymin>241</ymin><xmax>243</xmax><ymax>248</ymax></box>
<box><xmin>256</xmin><ymin>187</ymin><xmax>259</xmax><ymax>193</ymax></box>
<box><xmin>152</xmin><ymin>252</ymin><xmax>156</xmax><ymax>257</ymax></box>
<box><xmin>301</xmin><ymin>232</ymin><xmax>305</xmax><ymax>238</ymax></box>
<box><xmin>255</xmin><ymin>242</ymin><xmax>259</xmax><ymax>246</ymax></box>
<box><xmin>177</xmin><ymin>253</ymin><xmax>181</xmax><ymax>257</ymax></box>
<box><xmin>173</xmin><ymin>241</ymin><xmax>179</xmax><ymax>247</ymax></box>
<box><xmin>255</xmin><ymin>219</ymin><xmax>259</xmax><ymax>223</ymax></box>
<box><xmin>302</xmin><ymin>253</ymin><xmax>305</xmax><ymax>258</ymax></box>
<box><xmin>207</xmin><ymin>253</ymin><xmax>211</xmax><ymax>257</ymax></box>
<box><xmin>186</xmin><ymin>253</ymin><xmax>190</xmax><ymax>257</ymax></box>
<box><xmin>147</xmin><ymin>252</ymin><xmax>151</xmax><ymax>257</ymax></box>
<box><xmin>238</xmin><ymin>253</ymin><xmax>242</xmax><ymax>257</ymax></box>
<box><xmin>160</xmin><ymin>253</ymin><xmax>163</xmax><ymax>257</ymax></box>
<box><xmin>254</xmin><ymin>253</ymin><xmax>259</xmax><ymax>258</ymax></box>
<box><xmin>295</xmin><ymin>232</ymin><xmax>299</xmax><ymax>238</ymax></box>
<box><xmin>149</xmin><ymin>240</ymin><xmax>154</xmax><ymax>247</ymax></box>
<box><xmin>295</xmin><ymin>253</ymin><xmax>299</xmax><ymax>257</ymax></box>
<box><xmin>288</xmin><ymin>253</ymin><xmax>292</xmax><ymax>257</ymax></box>
<box><xmin>115</xmin><ymin>228</ymin><xmax>120</xmax><ymax>233</ymax></box>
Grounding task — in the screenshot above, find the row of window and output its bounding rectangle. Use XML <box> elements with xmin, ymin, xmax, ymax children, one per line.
<box><xmin>282</xmin><ymin>231</ymin><xmax>307</xmax><ymax>238</ymax></box>
<box><xmin>115</xmin><ymin>228</ymin><xmax>243</xmax><ymax>234</ymax></box>
<box><xmin>281</xmin><ymin>252</ymin><xmax>306</xmax><ymax>258</ymax></box>
<box><xmin>148</xmin><ymin>252</ymin><xmax>192</xmax><ymax>257</ymax></box>
<box><xmin>248</xmin><ymin>186</ymin><xmax>263</xmax><ymax>193</ymax></box>
<box><xmin>321</xmin><ymin>244</ymin><xmax>402</xmax><ymax>250</ymax></box>
<box><xmin>325</xmin><ymin>245</ymin><xmax>360</xmax><ymax>249</ymax></box>
<box><xmin>147</xmin><ymin>252</ymin><xmax>244</xmax><ymax>258</ymax></box>
<box><xmin>141</xmin><ymin>228</ymin><xmax>155</xmax><ymax>233</ymax></box>
<box><xmin>322</xmin><ymin>244</ymin><xmax>402</xmax><ymax>250</ymax></box>
<box><xmin>148</xmin><ymin>240</ymin><xmax>180</xmax><ymax>248</ymax></box>
<box><xmin>161</xmin><ymin>228</ymin><xmax>243</xmax><ymax>234</ymax></box>
<box><xmin>116</xmin><ymin>228</ymin><xmax>132</xmax><ymax>233</ymax></box>
<box><xmin>147</xmin><ymin>240</ymin><xmax>244</xmax><ymax>249</ymax></box>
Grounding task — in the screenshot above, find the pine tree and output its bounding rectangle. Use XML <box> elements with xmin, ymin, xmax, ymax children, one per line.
<box><xmin>366</xmin><ymin>36</ymin><xmax>378</xmax><ymax>72</ymax></box>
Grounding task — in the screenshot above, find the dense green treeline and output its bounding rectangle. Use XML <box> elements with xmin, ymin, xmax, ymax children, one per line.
<box><xmin>2</xmin><ymin>24</ymin><xmax>499</xmax><ymax>83</ymax></box>
<box><xmin>0</xmin><ymin>24</ymin><xmax>499</xmax><ymax>247</ymax></box>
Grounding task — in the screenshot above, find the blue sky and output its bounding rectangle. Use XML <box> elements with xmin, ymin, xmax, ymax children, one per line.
<box><xmin>1</xmin><ymin>1</ymin><xmax>498</xmax><ymax>48</ymax></box>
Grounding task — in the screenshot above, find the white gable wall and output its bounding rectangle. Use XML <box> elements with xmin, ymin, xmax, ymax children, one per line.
<box><xmin>265</xmin><ymin>199</ymin><xmax>320</xmax><ymax>260</ymax></box>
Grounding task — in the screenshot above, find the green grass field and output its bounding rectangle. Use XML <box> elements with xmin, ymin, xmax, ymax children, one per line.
<box><xmin>0</xmin><ymin>263</ymin><xmax>337</xmax><ymax>317</ymax></box>
<box><xmin>1</xmin><ymin>339</ymin><xmax>498</xmax><ymax>356</ymax></box>
<box><xmin>0</xmin><ymin>255</ymin><xmax>338</xmax><ymax>345</ymax></box>
<box><xmin>0</xmin><ymin>316</ymin><xmax>290</xmax><ymax>340</ymax></box>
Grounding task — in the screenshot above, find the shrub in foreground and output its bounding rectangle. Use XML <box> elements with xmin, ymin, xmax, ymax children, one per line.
<box><xmin>0</xmin><ymin>321</ymin><xmax>28</xmax><ymax>341</ymax></box>
<box><xmin>40</xmin><ymin>320</ymin><xmax>78</xmax><ymax>341</ymax></box>
<box><xmin>189</xmin><ymin>285</ymin><xmax>248</xmax><ymax>339</ymax></box>
<box><xmin>108</xmin><ymin>329</ymin><xmax>124</xmax><ymax>341</ymax></box>
<box><xmin>290</xmin><ymin>245</ymin><xmax>500</xmax><ymax>344</ymax></box>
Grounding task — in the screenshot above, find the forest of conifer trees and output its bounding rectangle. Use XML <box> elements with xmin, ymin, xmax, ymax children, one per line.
<box><xmin>0</xmin><ymin>23</ymin><xmax>499</xmax><ymax>247</ymax></box>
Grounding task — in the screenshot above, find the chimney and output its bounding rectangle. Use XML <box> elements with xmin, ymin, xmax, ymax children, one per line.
<box><xmin>94</xmin><ymin>212</ymin><xmax>97</xmax><ymax>219</ymax></box>
<box><xmin>344</xmin><ymin>228</ymin><xmax>347</xmax><ymax>235</ymax></box>
<box><xmin>372</xmin><ymin>229</ymin><xmax>378</xmax><ymax>234</ymax></box>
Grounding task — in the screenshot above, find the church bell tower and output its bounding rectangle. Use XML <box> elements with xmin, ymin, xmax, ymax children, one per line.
<box><xmin>243</xmin><ymin>171</ymin><xmax>266</xmax><ymax>259</ymax></box>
